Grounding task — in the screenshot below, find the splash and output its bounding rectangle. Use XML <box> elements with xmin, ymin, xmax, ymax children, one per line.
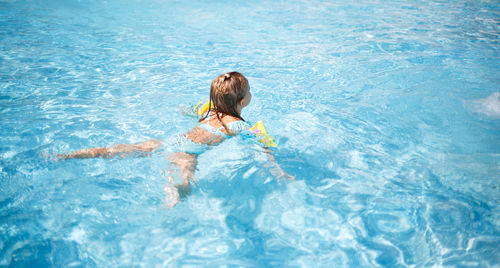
<box><xmin>471</xmin><ymin>92</ymin><xmax>500</xmax><ymax>117</ymax></box>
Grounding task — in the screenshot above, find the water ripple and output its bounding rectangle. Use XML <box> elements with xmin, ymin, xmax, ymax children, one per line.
<box><xmin>1</xmin><ymin>0</ymin><xmax>499</xmax><ymax>266</ymax></box>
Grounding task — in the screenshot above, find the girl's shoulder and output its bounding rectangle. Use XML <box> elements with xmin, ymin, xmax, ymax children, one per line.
<box><xmin>225</xmin><ymin>120</ymin><xmax>250</xmax><ymax>132</ymax></box>
<box><xmin>200</xmin><ymin>113</ymin><xmax>250</xmax><ymax>135</ymax></box>
<box><xmin>218</xmin><ymin>113</ymin><xmax>251</xmax><ymax>132</ymax></box>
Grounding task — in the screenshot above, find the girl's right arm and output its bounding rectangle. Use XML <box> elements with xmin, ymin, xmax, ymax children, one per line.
<box><xmin>263</xmin><ymin>147</ymin><xmax>295</xmax><ymax>181</ymax></box>
<box><xmin>240</xmin><ymin>123</ymin><xmax>294</xmax><ymax>180</ymax></box>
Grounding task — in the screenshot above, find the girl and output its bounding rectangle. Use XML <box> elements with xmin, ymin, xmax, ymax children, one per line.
<box><xmin>59</xmin><ymin>72</ymin><xmax>294</xmax><ymax>207</ymax></box>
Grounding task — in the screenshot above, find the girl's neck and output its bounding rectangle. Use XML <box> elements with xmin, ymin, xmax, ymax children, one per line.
<box><xmin>209</xmin><ymin>111</ymin><xmax>242</xmax><ymax>122</ymax></box>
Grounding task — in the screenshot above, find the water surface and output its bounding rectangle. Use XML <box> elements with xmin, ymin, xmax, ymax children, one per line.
<box><xmin>1</xmin><ymin>0</ymin><xmax>499</xmax><ymax>266</ymax></box>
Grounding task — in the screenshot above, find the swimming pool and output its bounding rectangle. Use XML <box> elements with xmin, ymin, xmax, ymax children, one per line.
<box><xmin>1</xmin><ymin>0</ymin><xmax>499</xmax><ymax>266</ymax></box>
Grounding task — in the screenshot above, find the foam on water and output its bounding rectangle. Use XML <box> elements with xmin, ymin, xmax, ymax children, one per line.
<box><xmin>471</xmin><ymin>92</ymin><xmax>500</xmax><ymax>117</ymax></box>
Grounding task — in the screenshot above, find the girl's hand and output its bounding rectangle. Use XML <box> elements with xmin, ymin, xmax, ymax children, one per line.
<box><xmin>263</xmin><ymin>148</ymin><xmax>295</xmax><ymax>181</ymax></box>
<box><xmin>270</xmin><ymin>166</ymin><xmax>295</xmax><ymax>181</ymax></box>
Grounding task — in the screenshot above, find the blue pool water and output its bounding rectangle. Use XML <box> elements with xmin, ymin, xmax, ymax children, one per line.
<box><xmin>1</xmin><ymin>0</ymin><xmax>499</xmax><ymax>266</ymax></box>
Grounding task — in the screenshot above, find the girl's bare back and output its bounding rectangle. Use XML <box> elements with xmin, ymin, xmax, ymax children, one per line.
<box><xmin>184</xmin><ymin>113</ymin><xmax>242</xmax><ymax>145</ymax></box>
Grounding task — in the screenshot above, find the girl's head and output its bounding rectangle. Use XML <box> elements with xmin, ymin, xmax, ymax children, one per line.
<box><xmin>207</xmin><ymin>71</ymin><xmax>251</xmax><ymax>121</ymax></box>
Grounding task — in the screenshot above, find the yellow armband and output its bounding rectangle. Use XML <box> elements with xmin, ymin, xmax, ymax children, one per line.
<box><xmin>193</xmin><ymin>100</ymin><xmax>213</xmax><ymax>117</ymax></box>
<box><xmin>250</xmin><ymin>121</ymin><xmax>278</xmax><ymax>147</ymax></box>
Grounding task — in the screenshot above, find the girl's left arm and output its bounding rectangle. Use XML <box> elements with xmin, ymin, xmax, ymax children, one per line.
<box><xmin>58</xmin><ymin>140</ymin><xmax>163</xmax><ymax>160</ymax></box>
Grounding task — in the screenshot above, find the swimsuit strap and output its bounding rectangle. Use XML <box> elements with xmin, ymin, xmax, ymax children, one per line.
<box><xmin>226</xmin><ymin>120</ymin><xmax>251</xmax><ymax>133</ymax></box>
<box><xmin>198</xmin><ymin>120</ymin><xmax>250</xmax><ymax>136</ymax></box>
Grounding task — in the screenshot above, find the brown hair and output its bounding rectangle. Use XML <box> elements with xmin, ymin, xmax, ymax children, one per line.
<box><xmin>201</xmin><ymin>71</ymin><xmax>249</xmax><ymax>133</ymax></box>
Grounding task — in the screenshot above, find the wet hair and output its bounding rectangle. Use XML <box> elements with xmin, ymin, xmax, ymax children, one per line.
<box><xmin>201</xmin><ymin>71</ymin><xmax>249</xmax><ymax>133</ymax></box>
